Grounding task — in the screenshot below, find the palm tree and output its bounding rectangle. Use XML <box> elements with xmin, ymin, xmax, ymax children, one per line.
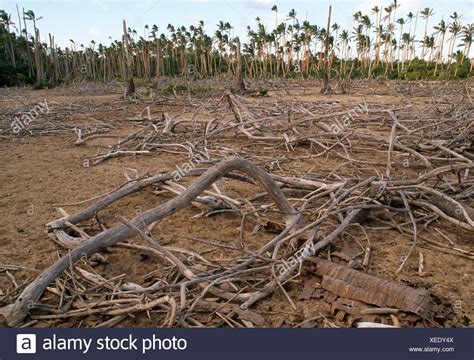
<box><xmin>150</xmin><ymin>24</ymin><xmax>161</xmax><ymax>85</ymax></box>
<box><xmin>302</xmin><ymin>20</ymin><xmax>316</xmax><ymax>75</ymax></box>
<box><xmin>396</xmin><ymin>18</ymin><xmax>405</xmax><ymax>74</ymax></box>
<box><xmin>401</xmin><ymin>32</ymin><xmax>412</xmax><ymax>67</ymax></box>
<box><xmin>321</xmin><ymin>5</ymin><xmax>332</xmax><ymax>93</ymax></box>
<box><xmin>274</xmin><ymin>22</ymin><xmax>286</xmax><ymax>75</ymax></box>
<box><xmin>381</xmin><ymin>4</ymin><xmax>394</xmax><ymax>74</ymax></box>
<box><xmin>286</xmin><ymin>9</ymin><xmax>298</xmax><ymax>75</ymax></box>
<box><xmin>353</xmin><ymin>11</ymin><xmax>362</xmax><ymax>23</ymax></box>
<box><xmin>425</xmin><ymin>34</ymin><xmax>435</xmax><ymax>63</ymax></box>
<box><xmin>352</xmin><ymin>24</ymin><xmax>364</xmax><ymax>63</ymax></box>
<box><xmin>24</xmin><ymin>10</ymin><xmax>43</xmax><ymax>82</ymax></box>
<box><xmin>360</xmin><ymin>15</ymin><xmax>372</xmax><ymax>68</ymax></box>
<box><xmin>330</xmin><ymin>22</ymin><xmax>340</xmax><ymax>71</ymax></box>
<box><xmin>3</xmin><ymin>2</ymin><xmax>474</xmax><ymax>85</ymax></box>
<box><xmin>387</xmin><ymin>0</ymin><xmax>399</xmax><ymax>70</ymax></box>
<box><xmin>420</xmin><ymin>7</ymin><xmax>434</xmax><ymax>60</ymax></box>
<box><xmin>433</xmin><ymin>19</ymin><xmax>447</xmax><ymax>76</ymax></box>
<box><xmin>371</xmin><ymin>6</ymin><xmax>382</xmax><ymax>65</ymax></box>
<box><xmin>447</xmin><ymin>13</ymin><xmax>462</xmax><ymax>67</ymax></box>
<box><xmin>409</xmin><ymin>11</ymin><xmax>419</xmax><ymax>64</ymax></box>
<box><xmin>122</xmin><ymin>19</ymin><xmax>134</xmax><ymax>96</ymax></box>
<box><xmin>271</xmin><ymin>5</ymin><xmax>278</xmax><ymax>29</ymax></box>
<box><xmin>406</xmin><ymin>12</ymin><xmax>414</xmax><ymax>34</ymax></box>
<box><xmin>0</xmin><ymin>11</ymin><xmax>16</xmax><ymax>67</ymax></box>
<box><xmin>339</xmin><ymin>30</ymin><xmax>349</xmax><ymax>74</ymax></box>
<box><xmin>458</xmin><ymin>24</ymin><xmax>473</xmax><ymax>71</ymax></box>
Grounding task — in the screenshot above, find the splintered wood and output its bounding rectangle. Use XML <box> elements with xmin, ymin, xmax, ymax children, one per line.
<box><xmin>311</xmin><ymin>259</ymin><xmax>434</xmax><ymax>319</ymax></box>
<box><xmin>0</xmin><ymin>79</ymin><xmax>472</xmax><ymax>328</ymax></box>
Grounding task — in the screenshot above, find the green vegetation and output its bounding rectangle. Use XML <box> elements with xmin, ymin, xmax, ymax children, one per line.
<box><xmin>0</xmin><ymin>4</ymin><xmax>472</xmax><ymax>88</ymax></box>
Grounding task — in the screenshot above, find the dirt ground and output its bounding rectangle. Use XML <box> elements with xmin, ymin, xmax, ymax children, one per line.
<box><xmin>0</xmin><ymin>79</ymin><xmax>472</xmax><ymax>328</ymax></box>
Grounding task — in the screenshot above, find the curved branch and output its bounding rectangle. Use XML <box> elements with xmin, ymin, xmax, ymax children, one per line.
<box><xmin>1</xmin><ymin>157</ymin><xmax>296</xmax><ymax>326</ymax></box>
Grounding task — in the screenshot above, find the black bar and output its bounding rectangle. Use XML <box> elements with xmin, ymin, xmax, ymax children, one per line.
<box><xmin>2</xmin><ymin>328</ymin><xmax>472</xmax><ymax>359</ymax></box>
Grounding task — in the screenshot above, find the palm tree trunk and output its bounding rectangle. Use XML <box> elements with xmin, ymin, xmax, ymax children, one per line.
<box><xmin>21</xmin><ymin>9</ymin><xmax>34</xmax><ymax>78</ymax></box>
<box><xmin>321</xmin><ymin>5</ymin><xmax>332</xmax><ymax>94</ymax></box>
<box><xmin>153</xmin><ymin>37</ymin><xmax>161</xmax><ymax>88</ymax></box>
<box><xmin>122</xmin><ymin>20</ymin><xmax>135</xmax><ymax>96</ymax></box>
<box><xmin>4</xmin><ymin>19</ymin><xmax>16</xmax><ymax>68</ymax></box>
<box><xmin>34</xmin><ymin>29</ymin><xmax>42</xmax><ymax>83</ymax></box>
<box><xmin>235</xmin><ymin>41</ymin><xmax>245</xmax><ymax>91</ymax></box>
<box><xmin>410</xmin><ymin>11</ymin><xmax>419</xmax><ymax>65</ymax></box>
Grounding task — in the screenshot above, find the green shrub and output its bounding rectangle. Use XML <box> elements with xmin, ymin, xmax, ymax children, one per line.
<box><xmin>0</xmin><ymin>61</ymin><xmax>32</xmax><ymax>86</ymax></box>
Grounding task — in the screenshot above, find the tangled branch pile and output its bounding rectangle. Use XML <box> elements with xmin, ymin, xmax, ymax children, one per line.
<box><xmin>0</xmin><ymin>80</ymin><xmax>472</xmax><ymax>328</ymax></box>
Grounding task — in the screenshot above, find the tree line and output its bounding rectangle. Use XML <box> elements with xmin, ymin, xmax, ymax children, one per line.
<box><xmin>0</xmin><ymin>2</ymin><xmax>473</xmax><ymax>88</ymax></box>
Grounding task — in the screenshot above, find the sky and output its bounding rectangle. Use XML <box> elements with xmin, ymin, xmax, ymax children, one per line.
<box><xmin>1</xmin><ymin>0</ymin><xmax>473</xmax><ymax>49</ymax></box>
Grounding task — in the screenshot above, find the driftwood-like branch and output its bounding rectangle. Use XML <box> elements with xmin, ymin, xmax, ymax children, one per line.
<box><xmin>1</xmin><ymin>157</ymin><xmax>296</xmax><ymax>326</ymax></box>
<box><xmin>47</xmin><ymin>169</ymin><xmax>253</xmax><ymax>229</ymax></box>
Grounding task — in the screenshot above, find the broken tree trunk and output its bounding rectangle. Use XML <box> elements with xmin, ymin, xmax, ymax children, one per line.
<box><xmin>152</xmin><ymin>36</ymin><xmax>161</xmax><ymax>89</ymax></box>
<box><xmin>235</xmin><ymin>40</ymin><xmax>246</xmax><ymax>91</ymax></box>
<box><xmin>311</xmin><ymin>259</ymin><xmax>435</xmax><ymax>320</ymax></box>
<box><xmin>320</xmin><ymin>5</ymin><xmax>332</xmax><ymax>94</ymax></box>
<box><xmin>34</xmin><ymin>28</ymin><xmax>42</xmax><ymax>84</ymax></box>
<box><xmin>0</xmin><ymin>157</ymin><xmax>296</xmax><ymax>326</ymax></box>
<box><xmin>122</xmin><ymin>19</ymin><xmax>135</xmax><ymax>97</ymax></box>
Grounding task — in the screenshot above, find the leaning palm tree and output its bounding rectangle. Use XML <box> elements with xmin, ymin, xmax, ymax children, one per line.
<box><xmin>353</xmin><ymin>11</ymin><xmax>362</xmax><ymax>23</ymax></box>
<box><xmin>457</xmin><ymin>24</ymin><xmax>473</xmax><ymax>73</ymax></box>
<box><xmin>0</xmin><ymin>11</ymin><xmax>16</xmax><ymax>68</ymax></box>
<box><xmin>24</xmin><ymin>10</ymin><xmax>43</xmax><ymax>83</ymax></box>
